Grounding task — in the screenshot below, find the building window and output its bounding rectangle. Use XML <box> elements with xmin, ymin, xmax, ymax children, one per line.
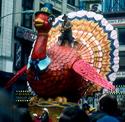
<box><xmin>102</xmin><ymin>0</ymin><xmax>125</xmax><ymax>13</ymax></box>
<box><xmin>67</xmin><ymin>0</ymin><xmax>75</xmax><ymax>6</ymax></box>
<box><xmin>79</xmin><ymin>0</ymin><xmax>86</xmax><ymax>10</ymax></box>
<box><xmin>39</xmin><ymin>3</ymin><xmax>44</xmax><ymax>10</ymax></box>
<box><xmin>14</xmin><ymin>42</ymin><xmax>32</xmax><ymax>70</ymax></box>
<box><xmin>21</xmin><ymin>41</ymin><xmax>32</xmax><ymax>66</ymax></box>
<box><xmin>21</xmin><ymin>0</ymin><xmax>34</xmax><ymax>29</ymax></box>
<box><xmin>118</xmin><ymin>28</ymin><xmax>125</xmax><ymax>45</ymax></box>
<box><xmin>119</xmin><ymin>51</ymin><xmax>125</xmax><ymax>71</ymax></box>
<box><xmin>14</xmin><ymin>43</ymin><xmax>22</xmax><ymax>70</ymax></box>
<box><xmin>52</xmin><ymin>9</ymin><xmax>61</xmax><ymax>17</ymax></box>
<box><xmin>79</xmin><ymin>0</ymin><xmax>101</xmax><ymax>12</ymax></box>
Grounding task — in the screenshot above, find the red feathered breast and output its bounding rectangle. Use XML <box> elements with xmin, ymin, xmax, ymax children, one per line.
<box><xmin>27</xmin><ymin>45</ymin><xmax>82</xmax><ymax>97</ymax></box>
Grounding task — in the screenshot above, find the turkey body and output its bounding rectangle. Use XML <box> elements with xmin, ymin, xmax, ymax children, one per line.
<box><xmin>27</xmin><ymin>45</ymin><xmax>85</xmax><ymax>99</ymax></box>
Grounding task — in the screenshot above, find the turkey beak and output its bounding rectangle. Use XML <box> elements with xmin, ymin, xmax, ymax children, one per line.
<box><xmin>34</xmin><ymin>18</ymin><xmax>44</xmax><ymax>27</ymax></box>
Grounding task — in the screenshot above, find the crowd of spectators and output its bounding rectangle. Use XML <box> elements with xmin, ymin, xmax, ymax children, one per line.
<box><xmin>0</xmin><ymin>88</ymin><xmax>125</xmax><ymax>122</ymax></box>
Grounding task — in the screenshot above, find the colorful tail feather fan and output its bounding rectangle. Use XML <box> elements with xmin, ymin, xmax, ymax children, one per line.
<box><xmin>48</xmin><ymin>10</ymin><xmax>119</xmax><ymax>93</ymax></box>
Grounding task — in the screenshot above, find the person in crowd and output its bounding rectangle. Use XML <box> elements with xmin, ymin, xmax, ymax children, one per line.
<box><xmin>0</xmin><ymin>88</ymin><xmax>21</xmax><ymax>122</ymax></box>
<box><xmin>20</xmin><ymin>109</ymin><xmax>33</xmax><ymax>122</ymax></box>
<box><xmin>58</xmin><ymin>14</ymin><xmax>74</xmax><ymax>47</ymax></box>
<box><xmin>41</xmin><ymin>108</ymin><xmax>52</xmax><ymax>122</ymax></box>
<box><xmin>0</xmin><ymin>88</ymin><xmax>34</xmax><ymax>122</ymax></box>
<box><xmin>33</xmin><ymin>113</ymin><xmax>41</xmax><ymax>122</ymax></box>
<box><xmin>58</xmin><ymin>105</ymin><xmax>90</xmax><ymax>122</ymax></box>
<box><xmin>82</xmin><ymin>103</ymin><xmax>95</xmax><ymax>115</ymax></box>
<box><xmin>118</xmin><ymin>97</ymin><xmax>125</xmax><ymax>122</ymax></box>
<box><xmin>90</xmin><ymin>94</ymin><xmax>123</xmax><ymax>122</ymax></box>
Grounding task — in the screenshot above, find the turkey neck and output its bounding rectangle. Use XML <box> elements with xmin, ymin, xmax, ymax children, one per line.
<box><xmin>31</xmin><ymin>32</ymin><xmax>48</xmax><ymax>60</ymax></box>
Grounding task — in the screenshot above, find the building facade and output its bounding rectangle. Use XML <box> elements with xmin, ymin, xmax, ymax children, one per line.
<box><xmin>0</xmin><ymin>0</ymin><xmax>79</xmax><ymax>73</ymax></box>
<box><xmin>0</xmin><ymin>0</ymin><xmax>14</xmax><ymax>72</ymax></box>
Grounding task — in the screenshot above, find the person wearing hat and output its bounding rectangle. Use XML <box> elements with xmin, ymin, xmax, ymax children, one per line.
<box><xmin>58</xmin><ymin>14</ymin><xmax>74</xmax><ymax>47</ymax></box>
<box><xmin>89</xmin><ymin>94</ymin><xmax>123</xmax><ymax>122</ymax></box>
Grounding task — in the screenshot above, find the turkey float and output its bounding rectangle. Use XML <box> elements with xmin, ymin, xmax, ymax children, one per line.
<box><xmin>5</xmin><ymin>4</ymin><xmax>119</xmax><ymax>101</ymax></box>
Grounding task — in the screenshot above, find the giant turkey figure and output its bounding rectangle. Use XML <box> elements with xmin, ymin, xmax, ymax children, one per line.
<box><xmin>5</xmin><ymin>3</ymin><xmax>119</xmax><ymax>100</ymax></box>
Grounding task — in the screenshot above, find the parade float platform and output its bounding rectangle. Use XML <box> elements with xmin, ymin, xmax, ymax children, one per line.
<box><xmin>28</xmin><ymin>96</ymin><xmax>77</xmax><ymax>122</ymax></box>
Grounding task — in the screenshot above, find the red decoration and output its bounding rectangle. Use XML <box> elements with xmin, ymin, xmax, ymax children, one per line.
<box><xmin>5</xmin><ymin>10</ymin><xmax>115</xmax><ymax>100</ymax></box>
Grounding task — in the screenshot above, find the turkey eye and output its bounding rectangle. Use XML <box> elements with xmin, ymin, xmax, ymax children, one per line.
<box><xmin>48</xmin><ymin>17</ymin><xmax>52</xmax><ymax>23</ymax></box>
<box><xmin>48</xmin><ymin>15</ymin><xmax>55</xmax><ymax>23</ymax></box>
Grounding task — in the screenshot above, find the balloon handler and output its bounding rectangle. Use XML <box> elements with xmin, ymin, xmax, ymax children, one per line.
<box><xmin>58</xmin><ymin>14</ymin><xmax>74</xmax><ymax>47</ymax></box>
